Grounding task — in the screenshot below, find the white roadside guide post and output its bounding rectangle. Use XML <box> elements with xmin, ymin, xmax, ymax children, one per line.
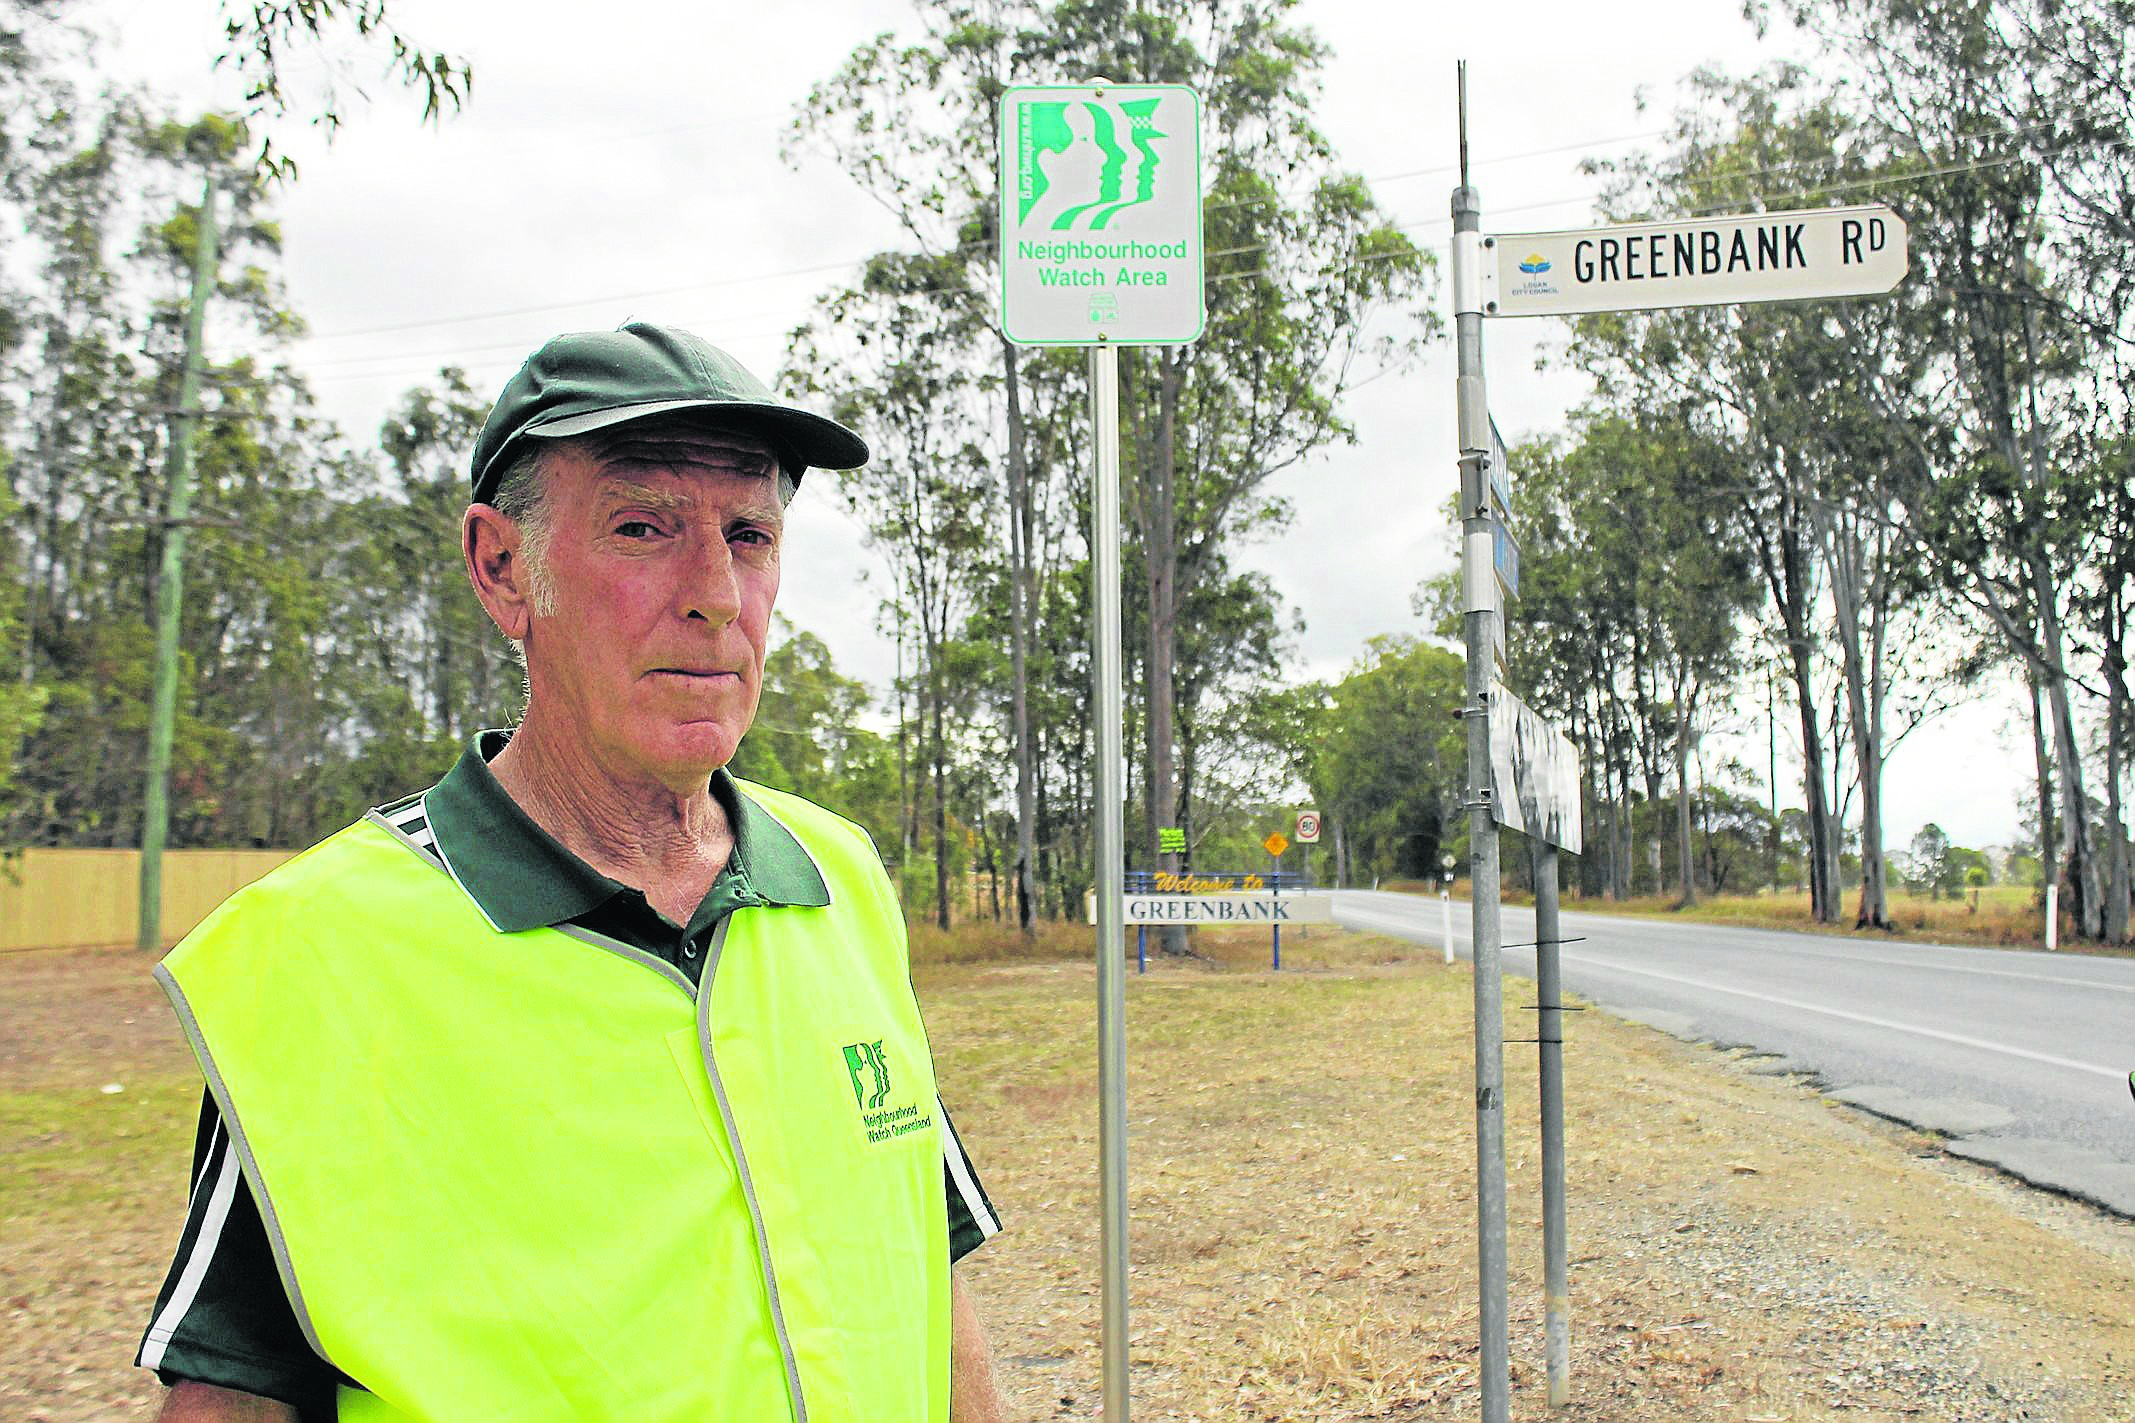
<box><xmin>1451</xmin><ymin>62</ymin><xmax>1909</xmax><ymax>1421</ymax></box>
<box><xmin>1000</xmin><ymin>80</ymin><xmax>1204</xmax><ymax>1423</ymax></box>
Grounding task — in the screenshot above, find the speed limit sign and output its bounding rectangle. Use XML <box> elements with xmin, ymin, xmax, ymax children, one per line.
<box><xmin>1295</xmin><ymin>810</ymin><xmax>1322</xmax><ymax>844</ymax></box>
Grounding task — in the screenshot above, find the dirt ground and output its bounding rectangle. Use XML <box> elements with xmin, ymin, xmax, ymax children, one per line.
<box><xmin>5</xmin><ymin>927</ymin><xmax>2132</xmax><ymax>1422</ymax></box>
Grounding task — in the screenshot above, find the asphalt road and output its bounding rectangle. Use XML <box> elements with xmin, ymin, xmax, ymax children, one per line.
<box><xmin>1326</xmin><ymin>889</ymin><xmax>2135</xmax><ymax>1217</ymax></box>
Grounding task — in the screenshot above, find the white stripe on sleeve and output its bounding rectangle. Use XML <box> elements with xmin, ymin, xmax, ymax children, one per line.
<box><xmin>940</xmin><ymin>1098</ymin><xmax>999</xmax><ymax>1239</ymax></box>
<box><xmin>138</xmin><ymin>1131</ymin><xmax>243</xmax><ymax>1370</ymax></box>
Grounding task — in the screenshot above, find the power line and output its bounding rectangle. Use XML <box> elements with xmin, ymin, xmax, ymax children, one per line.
<box><xmin>294</xmin><ymin>125</ymin><xmax>1679</xmax><ymax>346</ymax></box>
<box><xmin>287</xmin><ymin>125</ymin><xmax>2128</xmax><ymax>394</ymax></box>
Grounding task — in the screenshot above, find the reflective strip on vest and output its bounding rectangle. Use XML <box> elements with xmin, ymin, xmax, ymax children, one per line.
<box><xmin>156</xmin><ymin>782</ymin><xmax>951</xmax><ymax>1423</ymax></box>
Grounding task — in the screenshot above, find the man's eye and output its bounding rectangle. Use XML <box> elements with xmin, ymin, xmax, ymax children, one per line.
<box><xmin>614</xmin><ymin>520</ymin><xmax>658</xmax><ymax>538</ymax></box>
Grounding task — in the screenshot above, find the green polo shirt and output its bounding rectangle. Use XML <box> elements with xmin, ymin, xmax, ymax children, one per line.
<box><xmin>137</xmin><ymin>733</ymin><xmax>1000</xmax><ymax>1417</ymax></box>
<box><xmin>416</xmin><ymin>730</ymin><xmax>834</xmax><ymax>982</ymax></box>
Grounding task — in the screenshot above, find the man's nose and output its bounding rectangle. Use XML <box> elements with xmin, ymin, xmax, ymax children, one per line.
<box><xmin>680</xmin><ymin>533</ymin><xmax>743</xmax><ymax>625</ymax></box>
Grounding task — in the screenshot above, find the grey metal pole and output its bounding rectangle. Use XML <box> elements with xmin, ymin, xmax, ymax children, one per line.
<box><xmin>139</xmin><ymin>173</ymin><xmax>220</xmax><ymax>953</ymax></box>
<box><xmin>1089</xmin><ymin>341</ymin><xmax>1132</xmax><ymax>1423</ymax></box>
<box><xmin>1452</xmin><ymin>61</ymin><xmax>1511</xmax><ymax>1423</ymax></box>
<box><xmin>1533</xmin><ymin>842</ymin><xmax>1570</xmax><ymax>1406</ymax></box>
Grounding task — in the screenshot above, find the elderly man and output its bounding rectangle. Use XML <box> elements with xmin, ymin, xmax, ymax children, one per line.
<box><xmin>135</xmin><ymin>323</ymin><xmax>1008</xmax><ymax>1422</ymax></box>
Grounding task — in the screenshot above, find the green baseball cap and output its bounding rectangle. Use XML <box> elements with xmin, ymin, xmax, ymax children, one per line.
<box><xmin>469</xmin><ymin>321</ymin><xmax>869</xmax><ymax>504</ymax></box>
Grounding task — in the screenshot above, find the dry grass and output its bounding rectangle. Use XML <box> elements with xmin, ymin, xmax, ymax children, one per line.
<box><xmin>7</xmin><ymin>929</ymin><xmax>2135</xmax><ymax>1422</ymax></box>
<box><xmin>908</xmin><ymin>916</ymin><xmax>1096</xmax><ymax>967</ymax></box>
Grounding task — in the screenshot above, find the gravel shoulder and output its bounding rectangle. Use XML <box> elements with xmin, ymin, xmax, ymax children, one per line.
<box><xmin>5</xmin><ymin>932</ymin><xmax>2133</xmax><ymax>1422</ymax></box>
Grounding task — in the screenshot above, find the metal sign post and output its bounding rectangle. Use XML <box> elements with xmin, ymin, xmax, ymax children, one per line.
<box><xmin>1000</xmin><ymin>80</ymin><xmax>1205</xmax><ymax>1423</ymax></box>
<box><xmin>1531</xmin><ymin>841</ymin><xmax>1570</xmax><ymax>1406</ymax></box>
<box><xmin>1459</xmin><ymin>70</ymin><xmax>1904</xmax><ymax>1419</ymax></box>
<box><xmin>1262</xmin><ymin>831</ymin><xmax>1290</xmax><ymax>969</ymax></box>
<box><xmin>1449</xmin><ymin>61</ymin><xmax>1511</xmax><ymax>1423</ymax></box>
<box><xmin>1088</xmin><ymin>342</ymin><xmax>1131</xmax><ymax>1422</ymax></box>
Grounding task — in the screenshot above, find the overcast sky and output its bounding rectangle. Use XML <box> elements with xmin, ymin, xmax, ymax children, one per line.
<box><xmin>71</xmin><ymin>0</ymin><xmax>2039</xmax><ymax>851</ymax></box>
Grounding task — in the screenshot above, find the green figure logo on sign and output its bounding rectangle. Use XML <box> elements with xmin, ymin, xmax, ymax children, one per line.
<box><xmin>1018</xmin><ymin>98</ymin><xmax>1166</xmax><ymax>232</ymax></box>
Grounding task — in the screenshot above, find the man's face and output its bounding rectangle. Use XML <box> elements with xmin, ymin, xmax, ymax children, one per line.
<box><xmin>520</xmin><ymin>423</ymin><xmax>785</xmax><ymax>790</ymax></box>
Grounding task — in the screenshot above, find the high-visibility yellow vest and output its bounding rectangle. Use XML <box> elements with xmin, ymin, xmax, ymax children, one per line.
<box><xmin>156</xmin><ymin>781</ymin><xmax>951</xmax><ymax>1423</ymax></box>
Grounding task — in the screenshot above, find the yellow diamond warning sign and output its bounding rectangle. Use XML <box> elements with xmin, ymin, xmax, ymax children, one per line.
<box><xmin>1262</xmin><ymin>832</ymin><xmax>1289</xmax><ymax>858</ymax></box>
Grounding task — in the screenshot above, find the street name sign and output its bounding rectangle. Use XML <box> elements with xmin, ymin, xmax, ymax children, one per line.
<box><xmin>999</xmin><ymin>83</ymin><xmax>1205</xmax><ymax>346</ymax></box>
<box><xmin>1483</xmin><ymin>204</ymin><xmax>1908</xmax><ymax>319</ymax></box>
<box><xmin>1124</xmin><ymin>893</ymin><xmax>1333</xmax><ymax>925</ymax></box>
<box><xmin>1488</xmin><ymin>683</ymin><xmax>1583</xmax><ymax>853</ymax></box>
<box><xmin>1294</xmin><ymin>810</ymin><xmax>1321</xmax><ymax>843</ymax></box>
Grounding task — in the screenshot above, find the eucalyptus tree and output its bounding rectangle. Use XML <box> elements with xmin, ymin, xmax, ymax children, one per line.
<box><xmin>1762</xmin><ymin>0</ymin><xmax>2122</xmax><ymax>937</ymax></box>
<box><xmin>786</xmin><ymin>1</ymin><xmax>1054</xmax><ymax>932</ymax></box>
<box><xmin>1024</xmin><ymin>0</ymin><xmax>1434</xmax><ymax>949</ymax></box>
<box><xmin>1306</xmin><ymin>636</ymin><xmax>1465</xmax><ymax>884</ymax></box>
<box><xmin>791</xmin><ymin>0</ymin><xmax>1433</xmax><ymax>946</ymax></box>
<box><xmin>788</xmin><ymin>250</ymin><xmax>1000</xmax><ymax>928</ymax></box>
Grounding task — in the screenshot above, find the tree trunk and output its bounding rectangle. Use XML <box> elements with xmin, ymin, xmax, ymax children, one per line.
<box><xmin>929</xmin><ymin>630</ymin><xmax>950</xmax><ymax>932</ymax></box>
<box><xmin>2028</xmin><ymin>667</ymin><xmax>2056</xmax><ymax>907</ymax></box>
<box><xmin>1139</xmin><ymin>349</ymin><xmax>1188</xmax><ymax>955</ymax></box>
<box><xmin>2031</xmin><ymin>555</ymin><xmax>2104</xmax><ymax>939</ymax></box>
<box><xmin>1822</xmin><ymin>506</ymin><xmax>1888</xmax><ymax>929</ymax></box>
<box><xmin>895</xmin><ymin>613</ymin><xmax>913</xmax><ymax>866</ymax></box>
<box><xmin>1753</xmin><ymin>489</ymin><xmax>1838</xmax><ymax>922</ymax></box>
<box><xmin>2103</xmin><ymin>640</ymin><xmax>2131</xmax><ymax>944</ymax></box>
<box><xmin>982</xmin><ymin>812</ymin><xmax>1001</xmax><ymax>923</ymax></box>
<box><xmin>1674</xmin><ymin>683</ymin><xmax>1697</xmax><ymax>907</ymax></box>
<box><xmin>998</xmin><ymin>337</ymin><xmax>1039</xmax><ymax>938</ymax></box>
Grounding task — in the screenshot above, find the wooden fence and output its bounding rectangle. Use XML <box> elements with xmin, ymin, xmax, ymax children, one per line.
<box><xmin>0</xmin><ymin>847</ymin><xmax>296</xmax><ymax>953</ymax></box>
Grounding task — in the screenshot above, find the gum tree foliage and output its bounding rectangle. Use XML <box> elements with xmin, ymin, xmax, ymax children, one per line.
<box><xmin>1755</xmin><ymin>0</ymin><xmax>2127</xmax><ymax>939</ymax></box>
<box><xmin>1428</xmin><ymin>415</ymin><xmax>1759</xmax><ymax>903</ymax></box>
<box><xmin>210</xmin><ymin>0</ymin><xmax>470</xmax><ymax>178</ymax></box>
<box><xmin>0</xmin><ymin>1</ymin><xmax>474</xmax><ymax>847</ymax></box>
<box><xmin>1305</xmin><ymin>637</ymin><xmax>1465</xmax><ymax>884</ymax></box>
<box><xmin>1569</xmin><ymin>72</ymin><xmax>1987</xmax><ymax>926</ymax></box>
<box><xmin>787</xmin><ymin>0</ymin><xmax>1433</xmax><ymax>933</ymax></box>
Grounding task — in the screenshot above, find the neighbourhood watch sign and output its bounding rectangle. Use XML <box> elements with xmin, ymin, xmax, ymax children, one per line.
<box><xmin>999</xmin><ymin>83</ymin><xmax>1205</xmax><ymax>346</ymax></box>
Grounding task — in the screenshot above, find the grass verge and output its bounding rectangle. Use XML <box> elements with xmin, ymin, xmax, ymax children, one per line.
<box><xmin>6</xmin><ymin>929</ymin><xmax>2133</xmax><ymax>1422</ymax></box>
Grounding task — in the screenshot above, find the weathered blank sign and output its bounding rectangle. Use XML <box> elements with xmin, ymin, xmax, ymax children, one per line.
<box><xmin>1488</xmin><ymin>683</ymin><xmax>1582</xmax><ymax>854</ymax></box>
<box><xmin>1484</xmin><ymin>203</ymin><xmax>1907</xmax><ymax>319</ymax></box>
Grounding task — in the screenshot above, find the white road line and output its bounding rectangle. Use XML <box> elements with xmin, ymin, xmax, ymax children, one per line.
<box><xmin>1547</xmin><ymin>912</ymin><xmax>2135</xmax><ymax>996</ymax></box>
<box><xmin>1560</xmin><ymin>954</ymin><xmax>2123</xmax><ymax>1081</ymax></box>
<box><xmin>1336</xmin><ymin>898</ymin><xmax>2123</xmax><ymax>1080</ymax></box>
<box><xmin>1344</xmin><ymin>896</ymin><xmax>2135</xmax><ymax>996</ymax></box>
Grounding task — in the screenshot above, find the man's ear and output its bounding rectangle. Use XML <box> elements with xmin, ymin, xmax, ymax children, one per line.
<box><xmin>464</xmin><ymin>504</ymin><xmax>532</xmax><ymax>642</ymax></box>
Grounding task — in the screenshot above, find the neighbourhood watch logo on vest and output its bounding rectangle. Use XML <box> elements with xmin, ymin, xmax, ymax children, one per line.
<box><xmin>843</xmin><ymin>1040</ymin><xmax>935</xmax><ymax>1145</ymax></box>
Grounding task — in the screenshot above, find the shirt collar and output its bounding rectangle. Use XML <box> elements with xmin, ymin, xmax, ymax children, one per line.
<box><xmin>421</xmin><ymin>731</ymin><xmax>830</xmax><ymax>933</ymax></box>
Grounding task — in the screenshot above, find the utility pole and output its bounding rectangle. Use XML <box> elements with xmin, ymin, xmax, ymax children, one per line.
<box><xmin>137</xmin><ymin>174</ymin><xmax>220</xmax><ymax>953</ymax></box>
<box><xmin>1450</xmin><ymin>61</ymin><xmax>1510</xmax><ymax>1423</ymax></box>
